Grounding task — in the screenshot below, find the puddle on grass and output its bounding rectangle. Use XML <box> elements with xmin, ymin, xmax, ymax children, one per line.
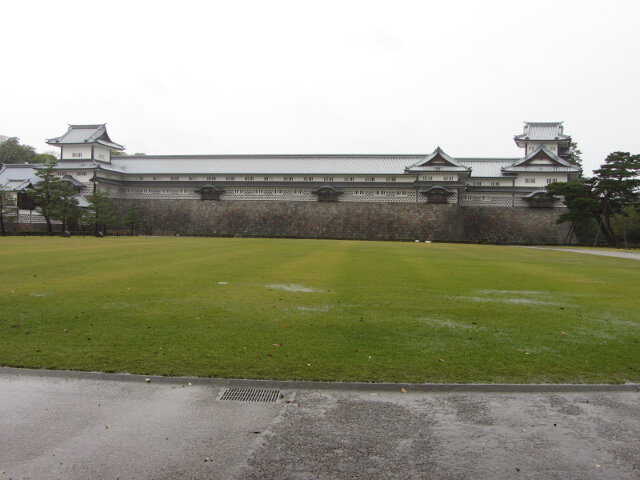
<box><xmin>217</xmin><ymin>282</ymin><xmax>228</xmax><ymax>285</ymax></box>
<box><xmin>609</xmin><ymin>320</ymin><xmax>640</xmax><ymax>329</ymax></box>
<box><xmin>266</xmin><ymin>284</ymin><xmax>321</xmax><ymax>293</ymax></box>
<box><xmin>420</xmin><ymin>317</ymin><xmax>478</xmax><ymax>330</ymax></box>
<box><xmin>297</xmin><ymin>305</ymin><xmax>330</xmax><ymax>312</ymax></box>
<box><xmin>456</xmin><ymin>296</ymin><xmax>567</xmax><ymax>306</ymax></box>
<box><xmin>573</xmin><ymin>329</ymin><xmax>615</xmax><ymax>341</ymax></box>
<box><xmin>477</xmin><ymin>289</ymin><xmax>549</xmax><ymax>295</ymax></box>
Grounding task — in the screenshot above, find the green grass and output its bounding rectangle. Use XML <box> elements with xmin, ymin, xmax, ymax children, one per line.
<box><xmin>1</xmin><ymin>237</ymin><xmax>639</xmax><ymax>384</ymax></box>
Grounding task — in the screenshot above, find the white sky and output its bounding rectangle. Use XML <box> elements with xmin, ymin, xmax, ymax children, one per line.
<box><xmin>1</xmin><ymin>0</ymin><xmax>639</xmax><ymax>174</ymax></box>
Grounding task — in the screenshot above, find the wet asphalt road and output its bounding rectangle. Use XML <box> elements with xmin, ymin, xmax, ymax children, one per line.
<box><xmin>1</xmin><ymin>369</ymin><xmax>638</xmax><ymax>480</ymax></box>
<box><xmin>520</xmin><ymin>247</ymin><xmax>640</xmax><ymax>261</ymax></box>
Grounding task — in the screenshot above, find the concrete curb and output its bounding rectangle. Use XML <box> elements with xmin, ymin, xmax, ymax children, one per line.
<box><xmin>2</xmin><ymin>367</ymin><xmax>639</xmax><ymax>393</ymax></box>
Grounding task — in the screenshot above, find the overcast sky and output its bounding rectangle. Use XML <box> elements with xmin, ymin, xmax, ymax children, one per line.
<box><xmin>1</xmin><ymin>0</ymin><xmax>639</xmax><ymax>174</ymax></box>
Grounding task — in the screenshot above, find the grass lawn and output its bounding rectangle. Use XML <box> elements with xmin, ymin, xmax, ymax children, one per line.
<box><xmin>1</xmin><ymin>237</ymin><xmax>639</xmax><ymax>384</ymax></box>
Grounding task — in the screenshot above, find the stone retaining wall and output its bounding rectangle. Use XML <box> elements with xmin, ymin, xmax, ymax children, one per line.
<box><xmin>115</xmin><ymin>199</ymin><xmax>570</xmax><ymax>243</ymax></box>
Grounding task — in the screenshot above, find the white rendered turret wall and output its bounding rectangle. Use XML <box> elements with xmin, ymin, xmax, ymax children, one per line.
<box><xmin>61</xmin><ymin>145</ymin><xmax>92</xmax><ymax>160</ymax></box>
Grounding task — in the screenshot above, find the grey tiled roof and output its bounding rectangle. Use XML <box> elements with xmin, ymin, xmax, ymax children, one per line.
<box><xmin>503</xmin><ymin>146</ymin><xmax>580</xmax><ymax>173</ymax></box>
<box><xmin>514</xmin><ymin>122</ymin><xmax>570</xmax><ymax>141</ymax></box>
<box><xmin>47</xmin><ymin>124</ymin><xmax>124</xmax><ymax>150</ymax></box>
<box><xmin>110</xmin><ymin>155</ymin><xmax>421</xmax><ymax>175</ymax></box>
<box><xmin>105</xmin><ymin>153</ymin><xmax>553</xmax><ymax>178</ymax></box>
<box><xmin>523</xmin><ymin>190</ymin><xmax>552</xmax><ymax>198</ymax></box>
<box><xmin>511</xmin><ymin>146</ymin><xmax>574</xmax><ymax>167</ymax></box>
<box><xmin>0</xmin><ymin>164</ymin><xmax>40</xmax><ymax>190</ymax></box>
<box><xmin>458</xmin><ymin>158</ymin><xmax>518</xmax><ymax>177</ymax></box>
<box><xmin>74</xmin><ymin>194</ymin><xmax>91</xmax><ymax>208</ymax></box>
<box><xmin>56</xmin><ymin>161</ymin><xmax>125</xmax><ymax>174</ymax></box>
<box><xmin>53</xmin><ymin>150</ymin><xmax>576</xmax><ymax>180</ymax></box>
<box><xmin>405</xmin><ymin>147</ymin><xmax>471</xmax><ymax>172</ymax></box>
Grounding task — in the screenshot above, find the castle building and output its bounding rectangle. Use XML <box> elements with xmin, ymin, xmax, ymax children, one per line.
<box><xmin>1</xmin><ymin>122</ymin><xmax>581</xmax><ymax>240</ymax></box>
<box><xmin>35</xmin><ymin>121</ymin><xmax>579</xmax><ymax>209</ymax></box>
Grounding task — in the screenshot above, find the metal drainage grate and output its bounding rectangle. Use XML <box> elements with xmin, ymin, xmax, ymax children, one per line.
<box><xmin>220</xmin><ymin>387</ymin><xmax>281</xmax><ymax>403</ymax></box>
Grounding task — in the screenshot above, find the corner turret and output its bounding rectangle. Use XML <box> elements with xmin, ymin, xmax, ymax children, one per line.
<box><xmin>514</xmin><ymin>122</ymin><xmax>571</xmax><ymax>160</ymax></box>
<box><xmin>46</xmin><ymin>124</ymin><xmax>124</xmax><ymax>163</ymax></box>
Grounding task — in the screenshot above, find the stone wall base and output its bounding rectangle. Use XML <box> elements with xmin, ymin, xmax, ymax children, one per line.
<box><xmin>115</xmin><ymin>199</ymin><xmax>570</xmax><ymax>244</ymax></box>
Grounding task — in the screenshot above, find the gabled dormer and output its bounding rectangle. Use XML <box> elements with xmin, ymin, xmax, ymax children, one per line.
<box><xmin>514</xmin><ymin>122</ymin><xmax>571</xmax><ymax>158</ymax></box>
<box><xmin>502</xmin><ymin>145</ymin><xmax>580</xmax><ymax>178</ymax></box>
<box><xmin>405</xmin><ymin>147</ymin><xmax>471</xmax><ymax>173</ymax></box>
<box><xmin>46</xmin><ymin>124</ymin><xmax>125</xmax><ymax>163</ymax></box>
<box><xmin>509</xmin><ymin>145</ymin><xmax>573</xmax><ymax>167</ymax></box>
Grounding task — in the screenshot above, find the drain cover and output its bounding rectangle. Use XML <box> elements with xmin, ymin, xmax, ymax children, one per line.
<box><xmin>220</xmin><ymin>387</ymin><xmax>280</xmax><ymax>403</ymax></box>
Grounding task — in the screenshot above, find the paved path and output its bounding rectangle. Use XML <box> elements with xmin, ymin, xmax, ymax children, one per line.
<box><xmin>1</xmin><ymin>369</ymin><xmax>639</xmax><ymax>479</ymax></box>
<box><xmin>521</xmin><ymin>247</ymin><xmax>640</xmax><ymax>261</ymax></box>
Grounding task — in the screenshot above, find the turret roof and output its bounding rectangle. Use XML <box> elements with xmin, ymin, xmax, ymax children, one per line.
<box><xmin>514</xmin><ymin>122</ymin><xmax>571</xmax><ymax>142</ymax></box>
<box><xmin>46</xmin><ymin>124</ymin><xmax>124</xmax><ymax>150</ymax></box>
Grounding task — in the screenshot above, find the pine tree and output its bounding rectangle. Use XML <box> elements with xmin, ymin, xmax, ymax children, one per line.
<box><xmin>565</xmin><ymin>141</ymin><xmax>583</xmax><ymax>168</ymax></box>
<box><xmin>0</xmin><ymin>188</ymin><xmax>16</xmax><ymax>236</ymax></box>
<box><xmin>548</xmin><ymin>151</ymin><xmax>640</xmax><ymax>247</ymax></box>
<box><xmin>124</xmin><ymin>204</ymin><xmax>143</xmax><ymax>235</ymax></box>
<box><xmin>87</xmin><ymin>190</ymin><xmax>118</xmax><ymax>236</ymax></box>
<box><xmin>593</xmin><ymin>151</ymin><xmax>640</xmax><ymax>248</ymax></box>
<box><xmin>27</xmin><ymin>159</ymin><xmax>63</xmax><ymax>234</ymax></box>
<box><xmin>51</xmin><ymin>182</ymin><xmax>80</xmax><ymax>232</ymax></box>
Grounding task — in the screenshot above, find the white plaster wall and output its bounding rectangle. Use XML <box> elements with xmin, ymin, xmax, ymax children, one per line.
<box><xmin>61</xmin><ymin>145</ymin><xmax>92</xmax><ymax>159</ymax></box>
<box><xmin>514</xmin><ymin>175</ymin><xmax>545</xmax><ymax>187</ymax></box>
<box><xmin>94</xmin><ymin>146</ymin><xmax>111</xmax><ymax>162</ymax></box>
<box><xmin>526</xmin><ymin>142</ymin><xmax>558</xmax><ymax>154</ymax></box>
<box><xmin>513</xmin><ymin>172</ymin><xmax>571</xmax><ymax>187</ymax></box>
<box><xmin>527</xmin><ymin>158</ymin><xmax>555</xmax><ymax>165</ymax></box>
<box><xmin>418</xmin><ymin>174</ymin><xmax>458</xmax><ymax>181</ymax></box>
<box><xmin>542</xmin><ymin>173</ymin><xmax>570</xmax><ymax>184</ymax></box>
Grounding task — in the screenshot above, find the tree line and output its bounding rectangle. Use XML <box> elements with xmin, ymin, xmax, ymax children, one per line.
<box><xmin>0</xmin><ymin>137</ymin><xmax>57</xmax><ymax>165</ymax></box>
<box><xmin>547</xmin><ymin>151</ymin><xmax>640</xmax><ymax>248</ymax></box>
<box><xmin>0</xmin><ymin>159</ymin><xmax>143</xmax><ymax>236</ymax></box>
<box><xmin>0</xmin><ymin>137</ymin><xmax>143</xmax><ymax>236</ymax></box>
